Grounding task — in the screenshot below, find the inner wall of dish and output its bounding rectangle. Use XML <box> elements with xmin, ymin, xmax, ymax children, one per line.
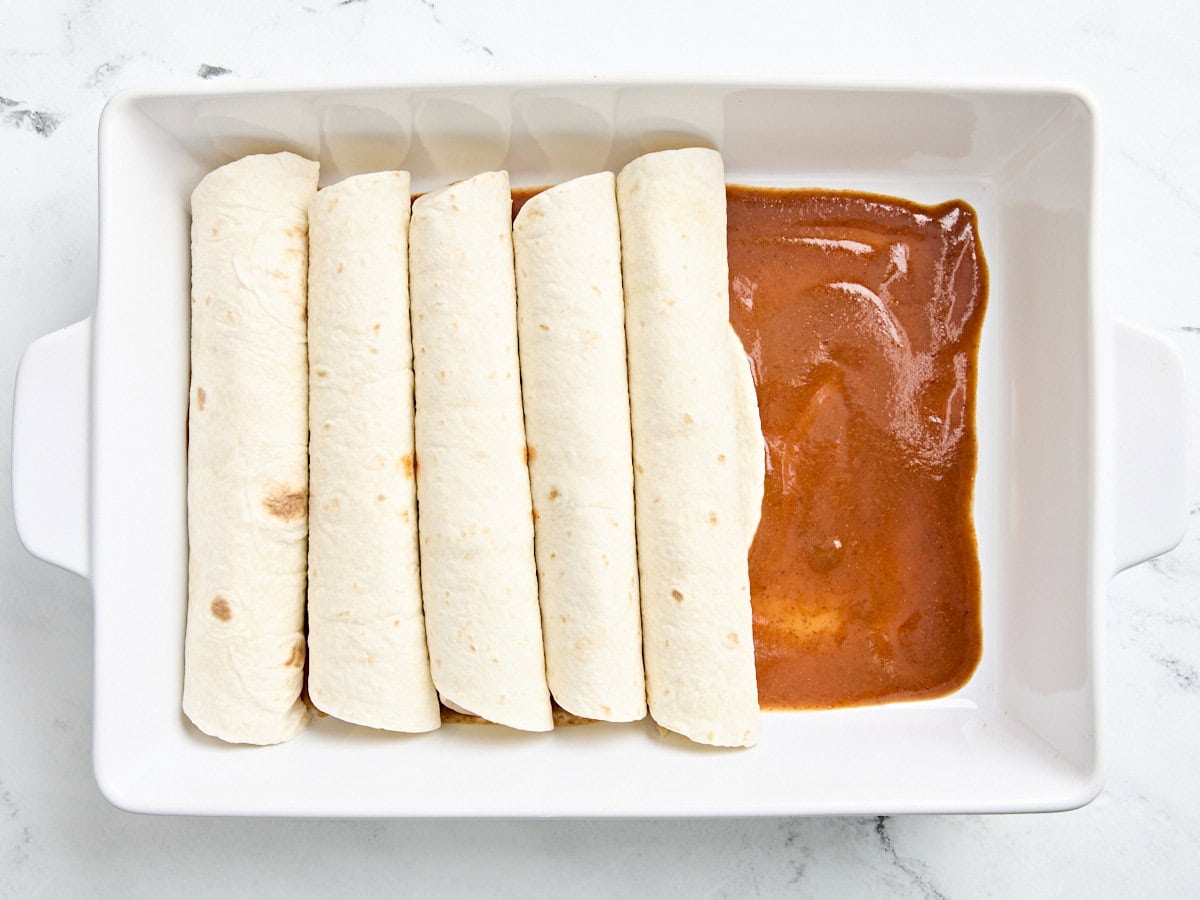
<box><xmin>126</xmin><ymin>85</ymin><xmax>1096</xmax><ymax>771</ymax></box>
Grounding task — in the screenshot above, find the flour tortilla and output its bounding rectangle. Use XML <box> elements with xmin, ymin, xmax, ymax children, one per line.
<box><xmin>730</xmin><ymin>327</ymin><xmax>766</xmax><ymax>548</ymax></box>
<box><xmin>306</xmin><ymin>172</ymin><xmax>440</xmax><ymax>733</ymax></box>
<box><xmin>409</xmin><ymin>170</ymin><xmax>553</xmax><ymax>732</ymax></box>
<box><xmin>513</xmin><ymin>173</ymin><xmax>646</xmax><ymax>723</ymax></box>
<box><xmin>617</xmin><ymin>147</ymin><xmax>764</xmax><ymax>747</ymax></box>
<box><xmin>184</xmin><ymin>152</ymin><xmax>318</xmax><ymax>745</ymax></box>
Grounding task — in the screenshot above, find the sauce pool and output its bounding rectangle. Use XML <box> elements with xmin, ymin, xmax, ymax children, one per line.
<box><xmin>727</xmin><ymin>187</ymin><xmax>986</xmax><ymax>709</ymax></box>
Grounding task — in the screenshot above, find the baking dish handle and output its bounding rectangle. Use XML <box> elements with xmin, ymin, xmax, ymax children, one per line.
<box><xmin>12</xmin><ymin>318</ymin><xmax>91</xmax><ymax>579</ymax></box>
<box><xmin>1112</xmin><ymin>319</ymin><xmax>1191</xmax><ymax>574</ymax></box>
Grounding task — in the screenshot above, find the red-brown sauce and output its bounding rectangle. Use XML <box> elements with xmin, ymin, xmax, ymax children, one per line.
<box><xmin>727</xmin><ymin>187</ymin><xmax>987</xmax><ymax>709</ymax></box>
<box><xmin>510</xmin><ymin>187</ymin><xmax>545</xmax><ymax>217</ymax></box>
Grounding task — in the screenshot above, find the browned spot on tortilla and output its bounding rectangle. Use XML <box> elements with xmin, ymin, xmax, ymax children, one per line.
<box><xmin>708</xmin><ymin>511</ymin><xmax>719</xmax><ymax>526</ymax></box>
<box><xmin>683</xmin><ymin>413</ymin><xmax>694</xmax><ymax>425</ymax></box>
<box><xmin>376</xmin><ymin>494</ymin><xmax>387</xmax><ymax>503</ymax></box>
<box><xmin>532</xmin><ymin>509</ymin><xmax>539</xmax><ymax>523</ymax></box>
<box><xmin>336</xmin><ymin>609</ymin><xmax>350</xmax><ymax>617</ymax></box>
<box><xmin>539</xmin><ymin>323</ymin><xmax>549</xmax><ymax>331</ymax></box>
<box><xmin>315</xmin><ymin>368</ymin><xmax>328</xmax><ymax>378</ymax></box>
<box><xmin>671</xmin><ymin>589</ymin><xmax>684</xmax><ymax>603</ymax></box>
<box><xmin>636</xmin><ymin>463</ymin><xmax>645</xmax><ymax>474</ymax></box>
<box><xmin>337</xmin><ymin>261</ymin><xmax>344</xmax><ymax>273</ymax></box>
<box><xmin>271</xmin><ymin>269</ymin><xmax>288</xmax><ymax>280</ymax></box>
<box><xmin>525</xmin><ymin>444</ymin><xmax>537</xmax><ymax>463</ymax></box>
<box><xmin>322</xmin><ymin>422</ymin><xmax>332</xmax><ymax>431</ymax></box>
<box><xmin>369</xmin><ymin>346</ymin><xmax>378</xmax><ymax>354</ymax></box>
<box><xmin>727</xmin><ymin>632</ymin><xmax>741</xmax><ymax>646</ymax></box>
<box><xmin>204</xmin><ymin>296</ymin><xmax>211</xmax><ymax>306</ymax></box>
<box><xmin>372</xmin><ymin>323</ymin><xmax>381</xmax><ymax>335</ymax></box>
<box><xmin>717</xmin><ymin>453</ymin><xmax>726</xmax><ymax>463</ymax></box>
<box><xmin>393</xmin><ymin>619</ymin><xmax>400</xmax><ymax>627</ymax></box>
<box><xmin>210</xmin><ymin>596</ymin><xmax>231</xmax><ymax>621</ymax></box>
<box><xmin>548</xmin><ymin>487</ymin><xmax>560</xmax><ymax>500</ymax></box>
<box><xmin>400</xmin><ymin>454</ymin><xmax>415</xmax><ymax>479</ymax></box>
<box><xmin>367</xmin><ymin>655</ymin><xmax>376</xmax><ymax>665</ymax></box>
<box><xmin>195</xmin><ymin>386</ymin><xmax>206</xmax><ymax>411</ymax></box>
<box><xmin>600</xmin><ymin>704</ymin><xmax>612</xmax><ymax>716</ymax></box>
<box><xmin>285</xmin><ymin>639</ymin><xmax>305</xmax><ymax>668</ymax></box>
<box><xmin>401</xmin><ymin>509</ymin><xmax>410</xmax><ymax>522</ymax></box>
<box><xmin>263</xmin><ymin>487</ymin><xmax>306</xmax><ymax>521</ymax></box>
<box><xmin>210</xmin><ymin>226</ymin><xmax>219</xmax><ymax>237</ymax></box>
<box><xmin>286</xmin><ymin>225</ymin><xmax>303</xmax><ymax>238</ymax></box>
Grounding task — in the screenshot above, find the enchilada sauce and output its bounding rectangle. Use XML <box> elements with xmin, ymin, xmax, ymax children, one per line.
<box><xmin>727</xmin><ymin>188</ymin><xmax>986</xmax><ymax>709</ymax></box>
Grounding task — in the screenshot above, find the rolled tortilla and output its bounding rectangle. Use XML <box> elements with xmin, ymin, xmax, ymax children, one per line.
<box><xmin>617</xmin><ymin>148</ymin><xmax>764</xmax><ymax>747</ymax></box>
<box><xmin>409</xmin><ymin>171</ymin><xmax>553</xmax><ymax>732</ymax></box>
<box><xmin>306</xmin><ymin>172</ymin><xmax>440</xmax><ymax>733</ymax></box>
<box><xmin>513</xmin><ymin>173</ymin><xmax>647</xmax><ymax>723</ymax></box>
<box><xmin>184</xmin><ymin>152</ymin><xmax>318</xmax><ymax>745</ymax></box>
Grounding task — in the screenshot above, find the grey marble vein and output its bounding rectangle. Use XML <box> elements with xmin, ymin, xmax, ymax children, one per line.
<box><xmin>0</xmin><ymin>97</ymin><xmax>62</xmax><ymax>137</ymax></box>
<box><xmin>87</xmin><ymin>59</ymin><xmax>124</xmax><ymax>87</ymax></box>
<box><xmin>412</xmin><ymin>0</ymin><xmax>494</xmax><ymax>58</ymax></box>
<box><xmin>417</xmin><ymin>0</ymin><xmax>441</xmax><ymax>24</ymax></box>
<box><xmin>1153</xmin><ymin>654</ymin><xmax>1200</xmax><ymax>690</ymax></box>
<box><xmin>1</xmin><ymin>777</ymin><xmax>31</xmax><ymax>871</ymax></box>
<box><xmin>196</xmin><ymin>63</ymin><xmax>232</xmax><ymax>79</ymax></box>
<box><xmin>875</xmin><ymin>817</ymin><xmax>947</xmax><ymax>900</ymax></box>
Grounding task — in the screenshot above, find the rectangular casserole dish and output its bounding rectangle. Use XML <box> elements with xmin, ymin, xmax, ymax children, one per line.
<box><xmin>11</xmin><ymin>81</ymin><xmax>1190</xmax><ymax>816</ymax></box>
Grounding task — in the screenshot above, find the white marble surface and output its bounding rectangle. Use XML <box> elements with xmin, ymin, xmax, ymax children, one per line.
<box><xmin>1</xmin><ymin>1</ymin><xmax>1198</xmax><ymax>895</ymax></box>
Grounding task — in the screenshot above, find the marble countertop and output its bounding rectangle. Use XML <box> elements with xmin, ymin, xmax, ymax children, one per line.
<box><xmin>2</xmin><ymin>1</ymin><xmax>1197</xmax><ymax>895</ymax></box>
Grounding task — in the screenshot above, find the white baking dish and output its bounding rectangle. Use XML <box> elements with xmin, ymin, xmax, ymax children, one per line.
<box><xmin>11</xmin><ymin>81</ymin><xmax>1190</xmax><ymax>817</ymax></box>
